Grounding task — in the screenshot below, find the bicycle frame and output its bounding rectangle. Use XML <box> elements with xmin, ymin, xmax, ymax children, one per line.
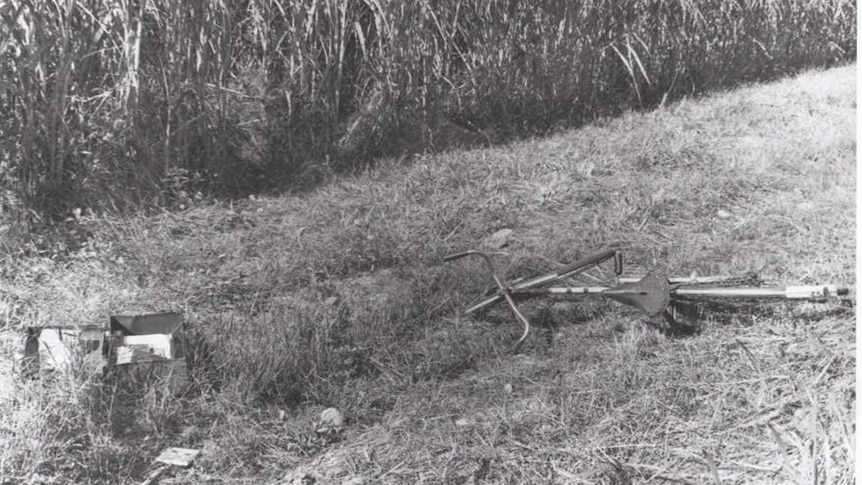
<box><xmin>445</xmin><ymin>249</ymin><xmax>850</xmax><ymax>353</ymax></box>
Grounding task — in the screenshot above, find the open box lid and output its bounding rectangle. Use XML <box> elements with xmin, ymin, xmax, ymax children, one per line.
<box><xmin>110</xmin><ymin>312</ymin><xmax>183</xmax><ymax>336</ymax></box>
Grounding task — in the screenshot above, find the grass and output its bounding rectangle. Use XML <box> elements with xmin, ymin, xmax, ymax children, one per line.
<box><xmin>0</xmin><ymin>0</ymin><xmax>854</xmax><ymax>216</ymax></box>
<box><xmin>0</xmin><ymin>63</ymin><xmax>855</xmax><ymax>484</ymax></box>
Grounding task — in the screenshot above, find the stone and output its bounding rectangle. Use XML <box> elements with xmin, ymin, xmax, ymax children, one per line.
<box><xmin>485</xmin><ymin>228</ymin><xmax>514</xmax><ymax>249</ymax></box>
<box><xmin>282</xmin><ymin>468</ymin><xmax>317</xmax><ymax>485</ymax></box>
<box><xmin>455</xmin><ymin>417</ymin><xmax>475</xmax><ymax>427</ymax></box>
<box><xmin>341</xmin><ymin>477</ymin><xmax>368</xmax><ymax>485</ymax></box>
<box><xmin>318</xmin><ymin>407</ymin><xmax>344</xmax><ymax>429</ymax></box>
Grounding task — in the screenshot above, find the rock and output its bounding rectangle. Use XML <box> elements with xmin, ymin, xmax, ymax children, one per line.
<box><xmin>485</xmin><ymin>228</ymin><xmax>514</xmax><ymax>249</ymax></box>
<box><xmin>341</xmin><ymin>477</ymin><xmax>368</xmax><ymax>485</ymax></box>
<box><xmin>318</xmin><ymin>407</ymin><xmax>344</xmax><ymax>429</ymax></box>
<box><xmin>455</xmin><ymin>417</ymin><xmax>475</xmax><ymax>427</ymax></box>
<box><xmin>180</xmin><ymin>425</ymin><xmax>200</xmax><ymax>440</ymax></box>
<box><xmin>716</xmin><ymin>209</ymin><xmax>731</xmax><ymax>219</ymax></box>
<box><xmin>282</xmin><ymin>468</ymin><xmax>317</xmax><ymax>485</ymax></box>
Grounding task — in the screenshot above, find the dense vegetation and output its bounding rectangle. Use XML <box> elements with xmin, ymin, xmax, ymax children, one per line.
<box><xmin>0</xmin><ymin>0</ymin><xmax>855</xmax><ymax>218</ymax></box>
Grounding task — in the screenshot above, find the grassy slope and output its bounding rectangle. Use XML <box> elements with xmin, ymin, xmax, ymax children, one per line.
<box><xmin>0</xmin><ymin>64</ymin><xmax>855</xmax><ymax>484</ymax></box>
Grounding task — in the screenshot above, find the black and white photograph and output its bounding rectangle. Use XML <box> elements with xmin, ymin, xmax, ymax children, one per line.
<box><xmin>0</xmin><ymin>1</ymin><xmax>856</xmax><ymax>484</ymax></box>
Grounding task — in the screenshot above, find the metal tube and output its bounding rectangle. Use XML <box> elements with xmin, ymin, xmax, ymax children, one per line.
<box><xmin>671</xmin><ymin>285</ymin><xmax>840</xmax><ymax>300</ymax></box>
<box><xmin>517</xmin><ymin>286</ymin><xmax>613</xmax><ymax>295</ymax></box>
<box><xmin>461</xmin><ymin>251</ymin><xmax>619</xmax><ymax>314</ymax></box>
<box><xmin>509</xmin><ymin>250</ymin><xmax>619</xmax><ymax>291</ymax></box>
<box><xmin>465</xmin><ymin>296</ymin><xmax>507</xmax><ymax>314</ymax></box>
<box><xmin>618</xmin><ymin>275</ymin><xmax>734</xmax><ymax>284</ymax></box>
<box><xmin>449</xmin><ymin>250</ymin><xmax>533</xmax><ymax>352</ymax></box>
<box><xmin>555</xmin><ymin>249</ymin><xmax>619</xmax><ymax>280</ymax></box>
<box><xmin>672</xmin><ymin>287</ymin><xmax>788</xmax><ymax>298</ymax></box>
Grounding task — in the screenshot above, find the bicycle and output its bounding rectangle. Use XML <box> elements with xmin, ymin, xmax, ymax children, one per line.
<box><xmin>444</xmin><ymin>249</ymin><xmax>851</xmax><ymax>352</ymax></box>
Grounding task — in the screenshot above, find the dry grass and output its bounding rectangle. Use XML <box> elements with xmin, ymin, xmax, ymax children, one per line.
<box><xmin>0</xmin><ymin>64</ymin><xmax>855</xmax><ymax>484</ymax></box>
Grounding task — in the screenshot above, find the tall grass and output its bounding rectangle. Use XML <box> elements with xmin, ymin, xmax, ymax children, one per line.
<box><xmin>0</xmin><ymin>0</ymin><xmax>855</xmax><ymax>218</ymax></box>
